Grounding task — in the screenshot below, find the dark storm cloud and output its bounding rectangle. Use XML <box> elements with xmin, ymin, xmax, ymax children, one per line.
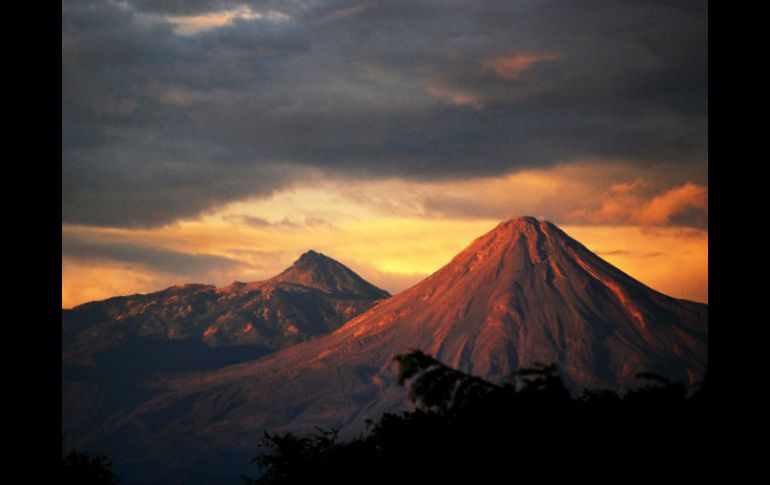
<box><xmin>129</xmin><ymin>0</ymin><xmax>305</xmax><ymax>16</ymax></box>
<box><xmin>62</xmin><ymin>231</ymin><xmax>243</xmax><ymax>276</ymax></box>
<box><xmin>129</xmin><ymin>0</ymin><xmax>240</xmax><ymax>15</ymax></box>
<box><xmin>63</xmin><ymin>0</ymin><xmax>707</xmax><ymax>227</ymax></box>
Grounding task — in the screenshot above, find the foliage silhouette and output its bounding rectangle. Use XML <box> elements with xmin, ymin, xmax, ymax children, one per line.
<box><xmin>61</xmin><ymin>437</ymin><xmax>120</xmax><ymax>485</ymax></box>
<box><xmin>246</xmin><ymin>350</ymin><xmax>708</xmax><ymax>483</ymax></box>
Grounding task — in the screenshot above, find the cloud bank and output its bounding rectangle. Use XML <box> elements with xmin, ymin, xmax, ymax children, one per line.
<box><xmin>63</xmin><ymin>0</ymin><xmax>707</xmax><ymax>227</ymax></box>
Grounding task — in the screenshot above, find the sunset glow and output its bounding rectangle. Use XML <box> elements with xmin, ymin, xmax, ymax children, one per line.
<box><xmin>62</xmin><ymin>164</ymin><xmax>707</xmax><ymax>308</ymax></box>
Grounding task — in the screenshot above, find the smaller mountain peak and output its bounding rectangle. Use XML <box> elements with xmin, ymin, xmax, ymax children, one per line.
<box><xmin>273</xmin><ymin>251</ymin><xmax>390</xmax><ymax>299</ymax></box>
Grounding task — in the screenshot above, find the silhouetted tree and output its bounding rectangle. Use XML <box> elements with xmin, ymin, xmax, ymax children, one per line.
<box><xmin>62</xmin><ymin>436</ymin><xmax>120</xmax><ymax>485</ymax></box>
<box><xmin>246</xmin><ymin>350</ymin><xmax>708</xmax><ymax>484</ymax></box>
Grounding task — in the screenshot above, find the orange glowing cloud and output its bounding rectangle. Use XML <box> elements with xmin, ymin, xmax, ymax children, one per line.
<box><xmin>482</xmin><ymin>52</ymin><xmax>563</xmax><ymax>80</ymax></box>
<box><xmin>425</xmin><ymin>82</ymin><xmax>483</xmax><ymax>109</ymax></box>
<box><xmin>639</xmin><ymin>183</ymin><xmax>708</xmax><ymax>226</ymax></box>
<box><xmin>165</xmin><ymin>6</ymin><xmax>289</xmax><ymax>36</ymax></box>
<box><xmin>573</xmin><ymin>181</ymin><xmax>708</xmax><ymax>228</ymax></box>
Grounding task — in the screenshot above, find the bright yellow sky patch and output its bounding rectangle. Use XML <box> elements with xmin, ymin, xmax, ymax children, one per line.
<box><xmin>561</xmin><ymin>225</ymin><xmax>708</xmax><ymax>303</ymax></box>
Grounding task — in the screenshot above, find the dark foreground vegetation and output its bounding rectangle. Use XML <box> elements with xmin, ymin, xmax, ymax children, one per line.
<box><xmin>246</xmin><ymin>350</ymin><xmax>708</xmax><ymax>484</ymax></box>
<box><xmin>61</xmin><ymin>438</ymin><xmax>120</xmax><ymax>485</ymax></box>
<box><xmin>61</xmin><ymin>350</ymin><xmax>708</xmax><ymax>484</ymax></box>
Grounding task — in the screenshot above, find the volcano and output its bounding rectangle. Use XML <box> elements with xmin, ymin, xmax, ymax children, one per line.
<box><xmin>69</xmin><ymin>217</ymin><xmax>707</xmax><ymax>483</ymax></box>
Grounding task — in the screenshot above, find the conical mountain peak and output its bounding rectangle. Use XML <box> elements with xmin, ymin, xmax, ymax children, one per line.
<box><xmin>326</xmin><ymin>217</ymin><xmax>706</xmax><ymax>389</ymax></box>
<box><xmin>429</xmin><ymin>216</ymin><xmax>569</xmax><ymax>287</ymax></box>
<box><xmin>272</xmin><ymin>250</ymin><xmax>390</xmax><ymax>299</ymax></box>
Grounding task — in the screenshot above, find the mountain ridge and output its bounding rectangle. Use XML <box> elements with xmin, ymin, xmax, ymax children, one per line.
<box><xmin>63</xmin><ymin>250</ymin><xmax>390</xmax><ymax>357</ymax></box>
<box><xmin>69</xmin><ymin>249</ymin><xmax>388</xmax><ymax>310</ymax></box>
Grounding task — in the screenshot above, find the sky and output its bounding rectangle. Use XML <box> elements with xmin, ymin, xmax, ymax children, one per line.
<box><xmin>62</xmin><ymin>0</ymin><xmax>708</xmax><ymax>308</ymax></box>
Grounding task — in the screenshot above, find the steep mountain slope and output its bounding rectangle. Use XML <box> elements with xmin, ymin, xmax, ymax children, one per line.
<box><xmin>85</xmin><ymin>217</ymin><xmax>707</xmax><ymax>483</ymax></box>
